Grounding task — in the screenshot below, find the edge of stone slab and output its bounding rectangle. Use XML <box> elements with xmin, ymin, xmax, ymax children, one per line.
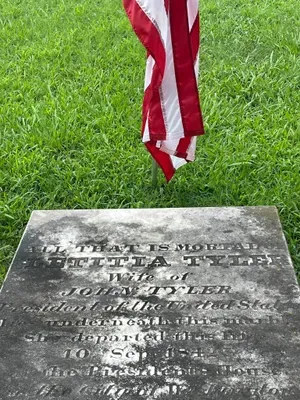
<box><xmin>29</xmin><ymin>205</ymin><xmax>278</xmax><ymax>214</ymax></box>
<box><xmin>1</xmin><ymin>212</ymin><xmax>35</xmax><ymax>290</ymax></box>
<box><xmin>27</xmin><ymin>206</ymin><xmax>279</xmax><ymax>224</ymax></box>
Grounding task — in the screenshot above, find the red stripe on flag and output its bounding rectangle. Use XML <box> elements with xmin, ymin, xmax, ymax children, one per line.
<box><xmin>142</xmin><ymin>64</ymin><xmax>167</xmax><ymax>140</ymax></box>
<box><xmin>175</xmin><ymin>137</ymin><xmax>193</xmax><ymax>159</ymax></box>
<box><xmin>149</xmin><ymin>85</ymin><xmax>167</xmax><ymax>140</ymax></box>
<box><xmin>169</xmin><ymin>0</ymin><xmax>204</xmax><ymax>136</ymax></box>
<box><xmin>164</xmin><ymin>0</ymin><xmax>169</xmax><ymax>13</ymax></box>
<box><xmin>123</xmin><ymin>1</ymin><xmax>167</xmax><ymax>141</ymax></box>
<box><xmin>123</xmin><ymin>0</ymin><xmax>166</xmax><ymax>75</ymax></box>
<box><xmin>146</xmin><ymin>142</ymin><xmax>175</xmax><ymax>182</ymax></box>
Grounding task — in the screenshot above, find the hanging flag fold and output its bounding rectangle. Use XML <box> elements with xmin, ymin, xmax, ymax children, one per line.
<box><xmin>123</xmin><ymin>0</ymin><xmax>204</xmax><ymax>181</ymax></box>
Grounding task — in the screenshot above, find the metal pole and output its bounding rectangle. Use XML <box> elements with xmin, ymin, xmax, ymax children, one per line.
<box><xmin>152</xmin><ymin>159</ymin><xmax>158</xmax><ymax>187</ymax></box>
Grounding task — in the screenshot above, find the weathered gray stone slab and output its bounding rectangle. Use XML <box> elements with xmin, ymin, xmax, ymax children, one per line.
<box><xmin>0</xmin><ymin>207</ymin><xmax>299</xmax><ymax>399</ymax></box>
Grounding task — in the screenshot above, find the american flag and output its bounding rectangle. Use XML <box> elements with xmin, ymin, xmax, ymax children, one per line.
<box><xmin>123</xmin><ymin>0</ymin><xmax>204</xmax><ymax>181</ymax></box>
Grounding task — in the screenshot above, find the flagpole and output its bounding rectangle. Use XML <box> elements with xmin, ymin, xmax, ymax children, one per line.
<box><xmin>152</xmin><ymin>159</ymin><xmax>158</xmax><ymax>187</ymax></box>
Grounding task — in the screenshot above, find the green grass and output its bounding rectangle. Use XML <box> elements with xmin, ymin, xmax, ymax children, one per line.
<box><xmin>0</xmin><ymin>0</ymin><xmax>299</xmax><ymax>284</ymax></box>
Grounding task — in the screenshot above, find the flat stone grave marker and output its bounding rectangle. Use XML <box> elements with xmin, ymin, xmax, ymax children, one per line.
<box><xmin>0</xmin><ymin>207</ymin><xmax>299</xmax><ymax>399</ymax></box>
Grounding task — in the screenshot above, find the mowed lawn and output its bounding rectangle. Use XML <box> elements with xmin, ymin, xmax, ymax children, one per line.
<box><xmin>0</xmin><ymin>0</ymin><xmax>299</xmax><ymax>283</ymax></box>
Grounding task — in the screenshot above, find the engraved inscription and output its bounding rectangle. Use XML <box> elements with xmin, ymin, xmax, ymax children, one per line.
<box><xmin>0</xmin><ymin>208</ymin><xmax>299</xmax><ymax>399</ymax></box>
